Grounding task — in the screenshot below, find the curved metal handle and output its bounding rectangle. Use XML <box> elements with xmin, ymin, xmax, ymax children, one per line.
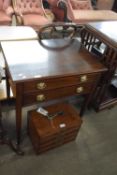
<box><xmin>38</xmin><ymin>22</ymin><xmax>84</xmax><ymax>41</ymax></box>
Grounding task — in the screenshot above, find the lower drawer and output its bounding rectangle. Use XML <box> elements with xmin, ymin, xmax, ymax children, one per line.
<box><xmin>23</xmin><ymin>83</ymin><xmax>92</xmax><ymax>105</ymax></box>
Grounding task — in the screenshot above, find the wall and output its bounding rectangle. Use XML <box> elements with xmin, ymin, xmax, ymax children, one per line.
<box><xmin>97</xmin><ymin>0</ymin><xmax>115</xmax><ymax>10</ymax></box>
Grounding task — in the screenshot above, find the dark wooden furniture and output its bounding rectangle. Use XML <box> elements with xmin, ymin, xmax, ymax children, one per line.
<box><xmin>81</xmin><ymin>21</ymin><xmax>117</xmax><ymax>111</ymax></box>
<box><xmin>112</xmin><ymin>0</ymin><xmax>117</xmax><ymax>12</ymax></box>
<box><xmin>28</xmin><ymin>103</ymin><xmax>82</xmax><ymax>154</ymax></box>
<box><xmin>1</xmin><ymin>38</ymin><xmax>106</xmax><ymax>153</ymax></box>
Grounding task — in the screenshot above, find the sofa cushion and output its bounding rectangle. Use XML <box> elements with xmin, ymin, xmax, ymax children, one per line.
<box><xmin>23</xmin><ymin>14</ymin><xmax>52</xmax><ymax>26</ymax></box>
<box><xmin>0</xmin><ymin>11</ymin><xmax>11</xmax><ymax>24</ymax></box>
<box><xmin>73</xmin><ymin>10</ymin><xmax>117</xmax><ymax>23</ymax></box>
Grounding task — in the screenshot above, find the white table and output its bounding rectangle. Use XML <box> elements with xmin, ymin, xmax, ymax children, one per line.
<box><xmin>0</xmin><ymin>26</ymin><xmax>38</xmax><ymax>41</ymax></box>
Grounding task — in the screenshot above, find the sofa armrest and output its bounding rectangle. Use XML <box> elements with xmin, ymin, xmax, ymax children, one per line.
<box><xmin>5</xmin><ymin>6</ymin><xmax>14</xmax><ymax>16</ymax></box>
<box><xmin>14</xmin><ymin>8</ymin><xmax>24</xmax><ymax>25</ymax></box>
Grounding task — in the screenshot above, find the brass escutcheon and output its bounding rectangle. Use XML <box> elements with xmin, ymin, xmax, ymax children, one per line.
<box><xmin>76</xmin><ymin>87</ymin><xmax>83</xmax><ymax>93</ymax></box>
<box><xmin>37</xmin><ymin>82</ymin><xmax>46</xmax><ymax>90</ymax></box>
<box><xmin>80</xmin><ymin>75</ymin><xmax>87</xmax><ymax>82</ymax></box>
<box><xmin>36</xmin><ymin>94</ymin><xmax>45</xmax><ymax>101</ymax></box>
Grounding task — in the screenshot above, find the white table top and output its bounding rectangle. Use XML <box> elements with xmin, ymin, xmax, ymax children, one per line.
<box><xmin>0</xmin><ymin>26</ymin><xmax>38</xmax><ymax>41</ymax></box>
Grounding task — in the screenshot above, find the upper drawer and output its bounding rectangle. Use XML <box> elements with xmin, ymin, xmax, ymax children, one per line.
<box><xmin>23</xmin><ymin>73</ymin><xmax>100</xmax><ymax>93</ymax></box>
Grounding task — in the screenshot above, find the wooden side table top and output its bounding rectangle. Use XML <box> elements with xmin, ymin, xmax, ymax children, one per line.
<box><xmin>86</xmin><ymin>21</ymin><xmax>117</xmax><ymax>48</ymax></box>
<box><xmin>0</xmin><ymin>26</ymin><xmax>38</xmax><ymax>41</ymax></box>
<box><xmin>1</xmin><ymin>39</ymin><xmax>106</xmax><ymax>83</ymax></box>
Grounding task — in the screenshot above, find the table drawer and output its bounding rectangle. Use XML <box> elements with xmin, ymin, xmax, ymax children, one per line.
<box><xmin>23</xmin><ymin>74</ymin><xmax>99</xmax><ymax>93</ymax></box>
<box><xmin>23</xmin><ymin>83</ymin><xmax>93</xmax><ymax>105</ymax></box>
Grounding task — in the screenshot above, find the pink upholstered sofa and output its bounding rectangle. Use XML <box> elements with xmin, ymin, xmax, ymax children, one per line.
<box><xmin>65</xmin><ymin>0</ymin><xmax>117</xmax><ymax>24</ymax></box>
<box><xmin>0</xmin><ymin>0</ymin><xmax>14</xmax><ymax>25</ymax></box>
<box><xmin>13</xmin><ymin>0</ymin><xmax>54</xmax><ymax>31</ymax></box>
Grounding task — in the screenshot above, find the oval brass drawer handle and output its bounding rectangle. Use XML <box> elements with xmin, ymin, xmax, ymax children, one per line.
<box><xmin>76</xmin><ymin>87</ymin><xmax>83</xmax><ymax>93</ymax></box>
<box><xmin>80</xmin><ymin>75</ymin><xmax>87</xmax><ymax>82</ymax></box>
<box><xmin>36</xmin><ymin>94</ymin><xmax>45</xmax><ymax>101</ymax></box>
<box><xmin>37</xmin><ymin>82</ymin><xmax>46</xmax><ymax>90</ymax></box>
